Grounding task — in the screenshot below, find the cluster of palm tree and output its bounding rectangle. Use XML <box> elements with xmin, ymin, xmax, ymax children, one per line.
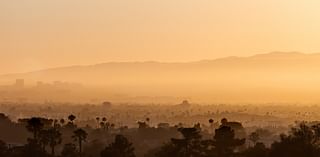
<box><xmin>0</xmin><ymin>114</ymin><xmax>136</xmax><ymax>157</ymax></box>
<box><xmin>2</xmin><ymin>113</ymin><xmax>320</xmax><ymax>157</ymax></box>
<box><xmin>25</xmin><ymin>116</ymin><xmax>88</xmax><ymax>157</ymax></box>
<box><xmin>25</xmin><ymin>117</ymin><xmax>62</xmax><ymax>156</ymax></box>
<box><xmin>95</xmin><ymin>117</ymin><xmax>115</xmax><ymax>131</ymax></box>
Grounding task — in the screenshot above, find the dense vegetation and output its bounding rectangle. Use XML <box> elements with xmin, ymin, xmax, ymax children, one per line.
<box><xmin>0</xmin><ymin>112</ymin><xmax>320</xmax><ymax>157</ymax></box>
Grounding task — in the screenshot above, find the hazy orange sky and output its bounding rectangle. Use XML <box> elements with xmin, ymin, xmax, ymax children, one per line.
<box><xmin>1</xmin><ymin>0</ymin><xmax>320</xmax><ymax>74</ymax></box>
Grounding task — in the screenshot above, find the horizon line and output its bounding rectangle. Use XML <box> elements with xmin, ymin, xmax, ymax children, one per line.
<box><xmin>0</xmin><ymin>51</ymin><xmax>316</xmax><ymax>76</ymax></box>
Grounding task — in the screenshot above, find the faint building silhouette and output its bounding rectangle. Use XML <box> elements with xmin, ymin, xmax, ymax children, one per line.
<box><xmin>15</xmin><ymin>79</ymin><xmax>24</xmax><ymax>88</ymax></box>
<box><xmin>36</xmin><ymin>81</ymin><xmax>44</xmax><ymax>87</ymax></box>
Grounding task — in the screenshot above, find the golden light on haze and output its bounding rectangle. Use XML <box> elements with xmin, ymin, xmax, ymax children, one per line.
<box><xmin>1</xmin><ymin>0</ymin><xmax>320</xmax><ymax>74</ymax></box>
<box><xmin>3</xmin><ymin>2</ymin><xmax>320</xmax><ymax>156</ymax></box>
<box><xmin>3</xmin><ymin>1</ymin><xmax>320</xmax><ymax>103</ymax></box>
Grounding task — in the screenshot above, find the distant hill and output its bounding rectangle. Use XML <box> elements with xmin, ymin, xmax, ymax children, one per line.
<box><xmin>2</xmin><ymin>52</ymin><xmax>320</xmax><ymax>103</ymax></box>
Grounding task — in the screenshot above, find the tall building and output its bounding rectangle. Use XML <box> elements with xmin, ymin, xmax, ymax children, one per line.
<box><xmin>15</xmin><ymin>79</ymin><xmax>25</xmax><ymax>88</ymax></box>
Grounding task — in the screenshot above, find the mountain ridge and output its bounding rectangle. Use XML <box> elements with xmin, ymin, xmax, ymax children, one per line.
<box><xmin>1</xmin><ymin>51</ymin><xmax>318</xmax><ymax>77</ymax></box>
<box><xmin>1</xmin><ymin>51</ymin><xmax>320</xmax><ymax>87</ymax></box>
<box><xmin>2</xmin><ymin>51</ymin><xmax>320</xmax><ymax>102</ymax></box>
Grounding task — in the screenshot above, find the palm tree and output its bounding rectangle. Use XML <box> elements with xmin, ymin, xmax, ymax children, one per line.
<box><xmin>209</xmin><ymin>119</ymin><xmax>214</xmax><ymax>124</ymax></box>
<box><xmin>110</xmin><ymin>123</ymin><xmax>115</xmax><ymax>129</ymax></box>
<box><xmin>39</xmin><ymin>129</ymin><xmax>50</xmax><ymax>150</ymax></box>
<box><xmin>26</xmin><ymin>117</ymin><xmax>44</xmax><ymax>141</ymax></box>
<box><xmin>100</xmin><ymin>122</ymin><xmax>105</xmax><ymax>129</ymax></box>
<box><xmin>101</xmin><ymin>117</ymin><xmax>107</xmax><ymax>130</ymax></box>
<box><xmin>47</xmin><ymin>128</ymin><xmax>62</xmax><ymax>156</ymax></box>
<box><xmin>72</xmin><ymin>128</ymin><xmax>88</xmax><ymax>156</ymax></box>
<box><xmin>145</xmin><ymin>117</ymin><xmax>151</xmax><ymax>127</ymax></box>
<box><xmin>96</xmin><ymin>117</ymin><xmax>100</xmax><ymax>128</ymax></box>
<box><xmin>68</xmin><ymin>114</ymin><xmax>76</xmax><ymax>124</ymax></box>
<box><xmin>60</xmin><ymin>119</ymin><xmax>65</xmax><ymax>125</ymax></box>
<box><xmin>53</xmin><ymin>119</ymin><xmax>58</xmax><ymax>127</ymax></box>
<box><xmin>208</xmin><ymin>119</ymin><xmax>215</xmax><ymax>134</ymax></box>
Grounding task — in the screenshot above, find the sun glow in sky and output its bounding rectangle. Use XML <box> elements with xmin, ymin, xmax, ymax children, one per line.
<box><xmin>1</xmin><ymin>0</ymin><xmax>320</xmax><ymax>74</ymax></box>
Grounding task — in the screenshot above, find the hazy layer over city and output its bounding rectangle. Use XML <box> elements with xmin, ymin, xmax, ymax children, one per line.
<box><xmin>0</xmin><ymin>52</ymin><xmax>320</xmax><ymax>103</ymax></box>
<box><xmin>2</xmin><ymin>1</ymin><xmax>320</xmax><ymax>157</ymax></box>
<box><xmin>2</xmin><ymin>1</ymin><xmax>320</xmax><ymax>103</ymax></box>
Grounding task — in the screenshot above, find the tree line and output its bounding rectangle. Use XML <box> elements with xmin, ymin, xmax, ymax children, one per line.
<box><xmin>1</xmin><ymin>114</ymin><xmax>320</xmax><ymax>157</ymax></box>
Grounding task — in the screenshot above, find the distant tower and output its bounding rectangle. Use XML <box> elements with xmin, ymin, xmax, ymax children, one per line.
<box><xmin>15</xmin><ymin>79</ymin><xmax>25</xmax><ymax>88</ymax></box>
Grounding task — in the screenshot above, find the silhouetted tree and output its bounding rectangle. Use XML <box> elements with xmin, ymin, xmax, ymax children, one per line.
<box><xmin>100</xmin><ymin>135</ymin><xmax>135</xmax><ymax>157</ymax></box>
<box><xmin>212</xmin><ymin>126</ymin><xmax>245</xmax><ymax>157</ymax></box>
<box><xmin>39</xmin><ymin>129</ymin><xmax>50</xmax><ymax>150</ymax></box>
<box><xmin>270</xmin><ymin>123</ymin><xmax>320</xmax><ymax>157</ymax></box>
<box><xmin>60</xmin><ymin>119</ymin><xmax>65</xmax><ymax>125</ymax></box>
<box><xmin>21</xmin><ymin>139</ymin><xmax>48</xmax><ymax>157</ymax></box>
<box><xmin>47</xmin><ymin>128</ymin><xmax>62</xmax><ymax>156</ymax></box>
<box><xmin>220</xmin><ymin>118</ymin><xmax>246</xmax><ymax>139</ymax></box>
<box><xmin>96</xmin><ymin>117</ymin><xmax>100</xmax><ymax>128</ymax></box>
<box><xmin>243</xmin><ymin>142</ymin><xmax>268</xmax><ymax>157</ymax></box>
<box><xmin>209</xmin><ymin>119</ymin><xmax>214</xmax><ymax>124</ymax></box>
<box><xmin>111</xmin><ymin>123</ymin><xmax>115</xmax><ymax>129</ymax></box>
<box><xmin>137</xmin><ymin>121</ymin><xmax>149</xmax><ymax>129</ymax></box>
<box><xmin>68</xmin><ymin>115</ymin><xmax>76</xmax><ymax>124</ymax></box>
<box><xmin>156</xmin><ymin>127</ymin><xmax>205</xmax><ymax>157</ymax></box>
<box><xmin>221</xmin><ymin>118</ymin><xmax>228</xmax><ymax>125</ymax></box>
<box><xmin>100</xmin><ymin>122</ymin><xmax>105</xmax><ymax>129</ymax></box>
<box><xmin>26</xmin><ymin>118</ymin><xmax>44</xmax><ymax>142</ymax></box>
<box><xmin>53</xmin><ymin>119</ymin><xmax>59</xmax><ymax>128</ymax></box>
<box><xmin>72</xmin><ymin>128</ymin><xmax>88</xmax><ymax>156</ymax></box>
<box><xmin>0</xmin><ymin>113</ymin><xmax>10</xmax><ymax>121</ymax></box>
